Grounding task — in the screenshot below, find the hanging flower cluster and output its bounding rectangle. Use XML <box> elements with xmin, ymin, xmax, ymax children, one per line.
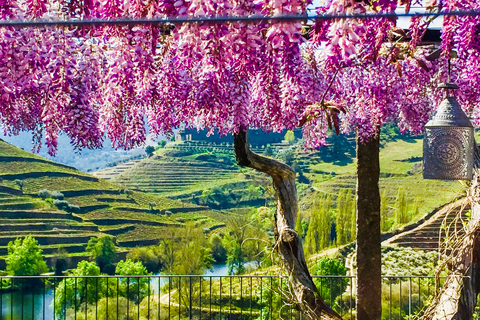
<box><xmin>0</xmin><ymin>0</ymin><xmax>479</xmax><ymax>154</ymax></box>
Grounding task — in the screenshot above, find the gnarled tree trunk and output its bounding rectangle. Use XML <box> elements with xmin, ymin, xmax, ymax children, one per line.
<box><xmin>233</xmin><ymin>128</ymin><xmax>342</xmax><ymax>320</ymax></box>
<box><xmin>356</xmin><ymin>134</ymin><xmax>382</xmax><ymax>320</ymax></box>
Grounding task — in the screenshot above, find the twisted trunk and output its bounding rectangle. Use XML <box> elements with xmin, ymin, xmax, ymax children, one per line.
<box><xmin>233</xmin><ymin>128</ymin><xmax>342</xmax><ymax>320</ymax></box>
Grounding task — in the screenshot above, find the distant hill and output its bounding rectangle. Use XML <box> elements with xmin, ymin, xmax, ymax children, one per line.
<box><xmin>0</xmin><ymin>139</ymin><xmax>227</xmax><ymax>269</ymax></box>
<box><xmin>0</xmin><ymin>132</ymin><xmax>152</xmax><ymax>172</ymax></box>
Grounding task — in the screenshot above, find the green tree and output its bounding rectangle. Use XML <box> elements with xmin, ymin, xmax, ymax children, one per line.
<box><xmin>159</xmin><ymin>223</ymin><xmax>213</xmax><ymax>275</ymax></box>
<box><xmin>264</xmin><ymin>144</ymin><xmax>274</xmax><ymax>156</ymax></box>
<box><xmin>127</xmin><ymin>246</ymin><xmax>163</xmax><ymax>273</ymax></box>
<box><xmin>394</xmin><ymin>187</ymin><xmax>408</xmax><ymax>225</ymax></box>
<box><xmin>86</xmin><ymin>236</ymin><xmax>117</xmax><ymax>274</ymax></box>
<box><xmin>305</xmin><ymin>205</ymin><xmax>320</xmax><ymax>255</ymax></box>
<box><xmin>6</xmin><ymin>236</ymin><xmax>48</xmax><ymax>285</ymax></box>
<box><xmin>284</xmin><ymin>130</ymin><xmax>296</xmax><ymax>144</ymax></box>
<box><xmin>145</xmin><ymin>145</ymin><xmax>155</xmax><ymax>157</ymax></box>
<box><xmin>318</xmin><ymin>195</ymin><xmax>333</xmax><ymax>249</ymax></box>
<box><xmin>53</xmin><ymin>260</ymin><xmax>105</xmax><ymax>318</ymax></box>
<box><xmin>209</xmin><ymin>234</ymin><xmax>227</xmax><ymax>264</ymax></box>
<box><xmin>14</xmin><ymin>179</ymin><xmax>24</xmax><ymax>193</ymax></box>
<box><xmin>305</xmin><ymin>195</ymin><xmax>333</xmax><ymax>255</ymax></box>
<box><xmin>347</xmin><ymin>189</ymin><xmax>356</xmax><ymax>242</ymax></box>
<box><xmin>148</xmin><ymin>201</ymin><xmax>156</xmax><ymax>211</ymax></box>
<box><xmin>312</xmin><ymin>257</ymin><xmax>348</xmax><ymax>305</ymax></box>
<box><xmin>335</xmin><ymin>189</ymin><xmax>348</xmax><ymax>245</ymax></box>
<box><xmin>380</xmin><ymin>189</ymin><xmax>390</xmax><ymax>232</ymax></box>
<box><xmin>295</xmin><ymin>215</ymin><xmax>304</xmax><ymax>241</ymax></box>
<box><xmin>115</xmin><ymin>259</ymin><xmax>151</xmax><ymax>303</ymax></box>
<box><xmin>124</xmin><ymin>189</ymin><xmax>134</xmax><ymax>198</ymax></box>
<box><xmin>38</xmin><ymin>189</ymin><xmax>51</xmax><ymax>199</ymax></box>
<box><xmin>52</xmin><ymin>247</ymin><xmax>71</xmax><ymax>276</ymax></box>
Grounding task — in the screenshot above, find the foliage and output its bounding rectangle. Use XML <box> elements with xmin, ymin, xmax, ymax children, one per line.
<box><xmin>277</xmin><ymin>149</ymin><xmax>295</xmax><ymax>166</ymax></box>
<box><xmin>335</xmin><ymin>188</ymin><xmax>355</xmax><ymax>245</ymax></box>
<box><xmin>54</xmin><ymin>259</ymin><xmax>150</xmax><ymax>319</ymax></box>
<box><xmin>115</xmin><ymin>259</ymin><xmax>151</xmax><ymax>303</ymax></box>
<box><xmin>394</xmin><ymin>187</ymin><xmax>409</xmax><ymax>225</ymax></box>
<box><xmin>51</xmin><ymin>191</ymin><xmax>65</xmax><ymax>200</ymax></box>
<box><xmin>86</xmin><ymin>236</ymin><xmax>117</xmax><ymax>274</ymax></box>
<box><xmin>124</xmin><ymin>189</ymin><xmax>134</xmax><ymax>198</ymax></box>
<box><xmin>158</xmin><ymin>223</ymin><xmax>213</xmax><ymax>275</ymax></box>
<box><xmin>53</xmin><ymin>199</ymin><xmax>68</xmax><ymax>209</ymax></box>
<box><xmin>38</xmin><ymin>188</ymin><xmax>52</xmax><ymax>199</ymax></box>
<box><xmin>305</xmin><ymin>195</ymin><xmax>333</xmax><ymax>254</ymax></box>
<box><xmin>380</xmin><ymin>189</ymin><xmax>392</xmax><ymax>232</ymax></box>
<box><xmin>14</xmin><ymin>179</ymin><xmax>24</xmax><ymax>192</ymax></box>
<box><xmin>53</xmin><ymin>260</ymin><xmax>105</xmax><ymax>318</ymax></box>
<box><xmin>209</xmin><ymin>233</ymin><xmax>227</xmax><ymax>264</ymax></box>
<box><xmin>6</xmin><ymin>235</ymin><xmax>48</xmax><ymax>279</ymax></box>
<box><xmin>381</xmin><ymin>247</ymin><xmax>439</xmax><ymax>277</ymax></box>
<box><xmin>65</xmin><ymin>204</ymin><xmax>81</xmax><ymax>213</ymax></box>
<box><xmin>52</xmin><ymin>247</ymin><xmax>70</xmax><ymax>276</ymax></box>
<box><xmin>264</xmin><ymin>144</ymin><xmax>274</xmax><ymax>156</ymax></box>
<box><xmin>148</xmin><ymin>201</ymin><xmax>156</xmax><ymax>210</ymax></box>
<box><xmin>284</xmin><ymin>130</ymin><xmax>296</xmax><ymax>144</ymax></box>
<box><xmin>145</xmin><ymin>145</ymin><xmax>155</xmax><ymax>157</ymax></box>
<box><xmin>63</xmin><ymin>297</ymin><xmax>136</xmax><ymax>320</ymax></box>
<box><xmin>127</xmin><ymin>246</ymin><xmax>163</xmax><ymax>273</ymax></box>
<box><xmin>312</xmin><ymin>257</ymin><xmax>348</xmax><ymax>305</ymax></box>
<box><xmin>158</xmin><ymin>140</ymin><xmax>167</xmax><ymax>148</ymax></box>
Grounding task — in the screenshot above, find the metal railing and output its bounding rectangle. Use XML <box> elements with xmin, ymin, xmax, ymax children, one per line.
<box><xmin>0</xmin><ymin>274</ymin><xmax>443</xmax><ymax>320</ymax></box>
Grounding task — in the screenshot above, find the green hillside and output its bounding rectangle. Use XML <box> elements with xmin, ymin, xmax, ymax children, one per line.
<box><xmin>0</xmin><ymin>139</ymin><xmax>228</xmax><ymax>269</ymax></box>
<box><xmin>96</xmin><ymin>136</ymin><xmax>464</xmax><ymax>232</ymax></box>
<box><xmin>302</xmin><ymin>137</ymin><xmax>465</xmax><ymax>226</ymax></box>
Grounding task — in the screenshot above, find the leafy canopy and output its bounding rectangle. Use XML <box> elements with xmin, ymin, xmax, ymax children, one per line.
<box><xmin>6</xmin><ymin>235</ymin><xmax>48</xmax><ymax>276</ymax></box>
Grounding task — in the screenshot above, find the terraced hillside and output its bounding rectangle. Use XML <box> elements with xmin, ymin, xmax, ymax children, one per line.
<box><xmin>382</xmin><ymin>199</ymin><xmax>468</xmax><ymax>251</ymax></box>
<box><xmin>94</xmin><ymin>148</ymin><xmax>246</xmax><ymax>195</ymax></box>
<box><xmin>304</xmin><ymin>138</ymin><xmax>466</xmax><ymax>223</ymax></box>
<box><xmin>0</xmin><ymin>139</ymin><xmax>228</xmax><ymax>269</ymax></box>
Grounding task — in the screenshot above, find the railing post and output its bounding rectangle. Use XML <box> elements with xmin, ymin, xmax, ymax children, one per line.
<box><xmin>189</xmin><ymin>276</ymin><xmax>192</xmax><ymax>319</ymax></box>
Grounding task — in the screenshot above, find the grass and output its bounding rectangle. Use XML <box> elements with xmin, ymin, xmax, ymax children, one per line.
<box><xmin>307</xmin><ymin>138</ymin><xmax>465</xmax><ymax>221</ymax></box>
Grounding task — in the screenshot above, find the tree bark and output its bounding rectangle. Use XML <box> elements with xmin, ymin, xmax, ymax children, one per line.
<box><xmin>421</xmin><ymin>169</ymin><xmax>480</xmax><ymax>320</ymax></box>
<box><xmin>233</xmin><ymin>128</ymin><xmax>342</xmax><ymax>320</ymax></box>
<box><xmin>356</xmin><ymin>134</ymin><xmax>382</xmax><ymax>320</ymax></box>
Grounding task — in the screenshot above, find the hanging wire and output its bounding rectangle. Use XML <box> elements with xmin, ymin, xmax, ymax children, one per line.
<box><xmin>0</xmin><ymin>9</ymin><xmax>479</xmax><ymax>28</ymax></box>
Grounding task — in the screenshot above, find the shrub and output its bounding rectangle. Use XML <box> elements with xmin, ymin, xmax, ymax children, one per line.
<box><xmin>312</xmin><ymin>257</ymin><xmax>348</xmax><ymax>305</ymax></box>
<box><xmin>66</xmin><ymin>204</ymin><xmax>81</xmax><ymax>213</ymax></box>
<box><xmin>38</xmin><ymin>189</ymin><xmax>51</xmax><ymax>200</ymax></box>
<box><xmin>124</xmin><ymin>189</ymin><xmax>133</xmax><ymax>198</ymax></box>
<box><xmin>148</xmin><ymin>201</ymin><xmax>156</xmax><ymax>210</ymax></box>
<box><xmin>14</xmin><ymin>179</ymin><xmax>25</xmax><ymax>192</ymax></box>
<box><xmin>51</xmin><ymin>191</ymin><xmax>65</xmax><ymax>200</ymax></box>
<box><xmin>53</xmin><ymin>199</ymin><xmax>68</xmax><ymax>209</ymax></box>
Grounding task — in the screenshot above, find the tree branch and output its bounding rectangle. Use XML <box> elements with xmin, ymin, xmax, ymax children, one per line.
<box><xmin>233</xmin><ymin>128</ymin><xmax>342</xmax><ymax>320</ymax></box>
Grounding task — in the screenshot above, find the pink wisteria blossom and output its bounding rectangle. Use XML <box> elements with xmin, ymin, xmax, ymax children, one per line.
<box><xmin>0</xmin><ymin>0</ymin><xmax>479</xmax><ymax>154</ymax></box>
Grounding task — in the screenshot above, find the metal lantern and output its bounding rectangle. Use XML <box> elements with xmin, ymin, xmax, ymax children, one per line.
<box><xmin>423</xmin><ymin>83</ymin><xmax>474</xmax><ymax>180</ymax></box>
